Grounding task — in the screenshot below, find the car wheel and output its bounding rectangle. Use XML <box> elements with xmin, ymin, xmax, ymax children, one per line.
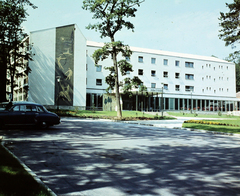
<box><xmin>40</xmin><ymin>121</ymin><xmax>49</xmax><ymax>129</ymax></box>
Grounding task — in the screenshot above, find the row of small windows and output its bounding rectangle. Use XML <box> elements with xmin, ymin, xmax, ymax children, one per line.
<box><xmin>96</xmin><ymin>66</ymin><xmax>228</xmax><ymax>82</ymax></box>
<box><xmin>149</xmin><ymin>84</ymin><xmax>194</xmax><ymax>92</ymax></box>
<box><xmin>137</xmin><ymin>56</ymin><xmax>193</xmax><ymax>68</ymax></box>
<box><xmin>202</xmin><ymin>76</ymin><xmax>229</xmax><ymax>81</ymax></box>
<box><xmin>202</xmin><ymin>64</ymin><xmax>229</xmax><ymax>70</ymax></box>
<box><xmin>139</xmin><ymin>69</ymin><xmax>194</xmax><ymax>80</ymax></box>
<box><xmin>96</xmin><ymin>66</ymin><xmax>194</xmax><ymax>80</ymax></box>
<box><xmin>202</xmin><ymin>88</ymin><xmax>229</xmax><ymax>93</ymax></box>
<box><xmin>95</xmin><ymin>79</ymin><xmax>229</xmax><ymax>93</ymax></box>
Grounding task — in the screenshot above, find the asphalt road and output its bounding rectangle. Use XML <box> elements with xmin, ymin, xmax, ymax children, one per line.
<box><xmin>2</xmin><ymin>118</ymin><xmax>240</xmax><ymax>196</ymax></box>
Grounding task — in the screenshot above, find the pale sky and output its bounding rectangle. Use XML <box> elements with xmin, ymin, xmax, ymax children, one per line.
<box><xmin>23</xmin><ymin>0</ymin><xmax>235</xmax><ymax>60</ymax></box>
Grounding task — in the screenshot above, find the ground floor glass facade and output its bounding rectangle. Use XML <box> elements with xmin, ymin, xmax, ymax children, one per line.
<box><xmin>87</xmin><ymin>92</ymin><xmax>239</xmax><ymax>112</ymax></box>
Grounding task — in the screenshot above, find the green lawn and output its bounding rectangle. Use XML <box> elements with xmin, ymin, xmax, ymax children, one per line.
<box><xmin>0</xmin><ymin>144</ymin><xmax>52</xmax><ymax>196</ymax></box>
<box><xmin>75</xmin><ymin>110</ymin><xmax>154</xmax><ymax>117</ymax></box>
<box><xmin>167</xmin><ymin>111</ymin><xmax>237</xmax><ymax>119</ymax></box>
<box><xmin>52</xmin><ymin>110</ymin><xmax>175</xmax><ymax>120</ymax></box>
<box><xmin>182</xmin><ymin>123</ymin><xmax>240</xmax><ymax>134</ymax></box>
<box><xmin>168</xmin><ymin>112</ymin><xmax>240</xmax><ymax>134</ymax></box>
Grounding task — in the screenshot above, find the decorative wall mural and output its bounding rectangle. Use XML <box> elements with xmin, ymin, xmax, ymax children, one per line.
<box><xmin>55</xmin><ymin>25</ymin><xmax>74</xmax><ymax>106</ymax></box>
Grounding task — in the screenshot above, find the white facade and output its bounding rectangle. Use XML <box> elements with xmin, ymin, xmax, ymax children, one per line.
<box><xmin>28</xmin><ymin>24</ymin><xmax>86</xmax><ymax>109</ymax></box>
<box><xmin>86</xmin><ymin>41</ymin><xmax>237</xmax><ymax>111</ymax></box>
<box><xmin>26</xmin><ymin>24</ymin><xmax>238</xmax><ymax>111</ymax></box>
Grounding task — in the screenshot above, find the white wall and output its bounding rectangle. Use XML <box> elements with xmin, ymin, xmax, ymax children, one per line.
<box><xmin>28</xmin><ymin>28</ymin><xmax>56</xmax><ymax>105</ymax></box>
<box><xmin>73</xmin><ymin>25</ymin><xmax>87</xmax><ymax>107</ymax></box>
<box><xmin>86</xmin><ymin>42</ymin><xmax>236</xmax><ymax>101</ymax></box>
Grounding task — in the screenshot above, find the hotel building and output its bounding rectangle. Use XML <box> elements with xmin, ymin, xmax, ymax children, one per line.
<box><xmin>14</xmin><ymin>24</ymin><xmax>238</xmax><ymax>112</ymax></box>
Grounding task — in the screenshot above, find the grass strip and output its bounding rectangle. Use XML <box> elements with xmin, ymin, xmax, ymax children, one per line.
<box><xmin>167</xmin><ymin>111</ymin><xmax>237</xmax><ymax>119</ymax></box>
<box><xmin>182</xmin><ymin>123</ymin><xmax>240</xmax><ymax>134</ymax></box>
<box><xmin>0</xmin><ymin>144</ymin><xmax>52</xmax><ymax>196</ymax></box>
<box><xmin>50</xmin><ymin>110</ymin><xmax>175</xmax><ymax>120</ymax></box>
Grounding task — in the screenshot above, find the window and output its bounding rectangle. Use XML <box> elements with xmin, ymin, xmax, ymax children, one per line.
<box><xmin>185</xmin><ymin>62</ymin><xmax>194</xmax><ymax>68</ymax></box>
<box><xmin>138</xmin><ymin>56</ymin><xmax>143</xmax><ymax>63</ymax></box>
<box><xmin>185</xmin><ymin>74</ymin><xmax>194</xmax><ymax>80</ymax></box>
<box><xmin>126</xmin><ymin>56</ymin><xmax>130</xmax><ymax>61</ymax></box>
<box><xmin>151</xmin><ymin>83</ymin><xmax>156</xmax><ymax>88</ymax></box>
<box><xmin>175</xmin><ymin>85</ymin><xmax>180</xmax><ymax>91</ymax></box>
<box><xmin>151</xmin><ymin>58</ymin><xmax>156</xmax><ymax>64</ymax></box>
<box><xmin>96</xmin><ymin>65</ymin><xmax>102</xmax><ymax>72</ymax></box>
<box><xmin>164</xmin><ymin>59</ymin><xmax>168</xmax><ymax>65</ymax></box>
<box><xmin>163</xmin><ymin>71</ymin><xmax>168</xmax><ymax>78</ymax></box>
<box><xmin>36</xmin><ymin>106</ymin><xmax>44</xmax><ymax>112</ymax></box>
<box><xmin>175</xmin><ymin>73</ymin><xmax>180</xmax><ymax>79</ymax></box>
<box><xmin>26</xmin><ymin>105</ymin><xmax>32</xmax><ymax>112</ymax></box>
<box><xmin>164</xmin><ymin>84</ymin><xmax>168</xmax><ymax>90</ymax></box>
<box><xmin>126</xmin><ymin>71</ymin><xmax>130</xmax><ymax>75</ymax></box>
<box><xmin>151</xmin><ymin>70</ymin><xmax>156</xmax><ymax>77</ymax></box>
<box><xmin>19</xmin><ymin>105</ymin><xmax>25</xmax><ymax>111</ymax></box>
<box><xmin>175</xmin><ymin>61</ymin><xmax>180</xmax><ymax>66</ymax></box>
<box><xmin>185</xmin><ymin>86</ymin><xmax>194</xmax><ymax>92</ymax></box>
<box><xmin>138</xmin><ymin>69</ymin><xmax>143</xmax><ymax>75</ymax></box>
<box><xmin>96</xmin><ymin>79</ymin><xmax>102</xmax><ymax>86</ymax></box>
<box><xmin>12</xmin><ymin>106</ymin><xmax>19</xmax><ymax>111</ymax></box>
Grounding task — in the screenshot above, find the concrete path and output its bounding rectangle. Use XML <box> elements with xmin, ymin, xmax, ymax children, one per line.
<box><xmin>123</xmin><ymin>116</ymin><xmax>231</xmax><ymax>129</ymax></box>
<box><xmin>2</xmin><ymin>118</ymin><xmax>240</xmax><ymax>196</ymax></box>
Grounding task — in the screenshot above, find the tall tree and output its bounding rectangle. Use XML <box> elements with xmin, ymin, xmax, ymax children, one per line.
<box><xmin>225</xmin><ymin>53</ymin><xmax>240</xmax><ymax>92</ymax></box>
<box><xmin>219</xmin><ymin>0</ymin><xmax>240</xmax><ymax>55</ymax></box>
<box><xmin>0</xmin><ymin>0</ymin><xmax>36</xmax><ymax>102</ymax></box>
<box><xmin>82</xmin><ymin>0</ymin><xmax>145</xmax><ymax>118</ymax></box>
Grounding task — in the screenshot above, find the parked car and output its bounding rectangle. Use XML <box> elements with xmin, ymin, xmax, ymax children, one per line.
<box><xmin>0</xmin><ymin>101</ymin><xmax>60</xmax><ymax>129</ymax></box>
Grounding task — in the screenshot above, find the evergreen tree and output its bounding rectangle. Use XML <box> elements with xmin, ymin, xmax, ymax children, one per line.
<box><xmin>82</xmin><ymin>0</ymin><xmax>145</xmax><ymax>118</ymax></box>
<box><xmin>219</xmin><ymin>0</ymin><xmax>240</xmax><ymax>55</ymax></box>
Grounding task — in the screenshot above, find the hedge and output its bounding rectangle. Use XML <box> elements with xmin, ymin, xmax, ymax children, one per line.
<box><xmin>184</xmin><ymin>120</ymin><xmax>239</xmax><ymax>127</ymax></box>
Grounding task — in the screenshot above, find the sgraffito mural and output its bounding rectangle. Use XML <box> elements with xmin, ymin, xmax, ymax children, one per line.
<box><xmin>55</xmin><ymin>25</ymin><xmax>74</xmax><ymax>106</ymax></box>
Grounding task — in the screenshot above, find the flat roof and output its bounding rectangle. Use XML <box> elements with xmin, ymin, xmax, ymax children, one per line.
<box><xmin>87</xmin><ymin>40</ymin><xmax>233</xmax><ymax>64</ymax></box>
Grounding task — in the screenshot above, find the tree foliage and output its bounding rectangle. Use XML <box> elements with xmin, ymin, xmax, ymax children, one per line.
<box><xmin>0</xmin><ymin>0</ymin><xmax>36</xmax><ymax>102</ymax></box>
<box><xmin>225</xmin><ymin>53</ymin><xmax>240</xmax><ymax>92</ymax></box>
<box><xmin>219</xmin><ymin>0</ymin><xmax>240</xmax><ymax>55</ymax></box>
<box><xmin>83</xmin><ymin>0</ymin><xmax>145</xmax><ymax>118</ymax></box>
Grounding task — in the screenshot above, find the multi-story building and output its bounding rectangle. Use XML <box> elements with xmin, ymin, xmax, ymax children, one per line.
<box><xmin>6</xmin><ymin>37</ymin><xmax>29</xmax><ymax>102</ymax></box>
<box><xmin>26</xmin><ymin>24</ymin><xmax>238</xmax><ymax>112</ymax></box>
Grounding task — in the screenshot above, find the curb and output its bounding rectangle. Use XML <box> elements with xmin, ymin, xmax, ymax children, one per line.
<box><xmin>119</xmin><ymin>120</ymin><xmax>240</xmax><ymax>138</ymax></box>
<box><xmin>0</xmin><ymin>138</ymin><xmax>57</xmax><ymax>196</ymax></box>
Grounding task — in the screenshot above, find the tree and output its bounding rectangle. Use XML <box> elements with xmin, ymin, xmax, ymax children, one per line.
<box><xmin>82</xmin><ymin>0</ymin><xmax>145</xmax><ymax>118</ymax></box>
<box><xmin>225</xmin><ymin>53</ymin><xmax>240</xmax><ymax>92</ymax></box>
<box><xmin>219</xmin><ymin>0</ymin><xmax>240</xmax><ymax>56</ymax></box>
<box><xmin>0</xmin><ymin>0</ymin><xmax>36</xmax><ymax>102</ymax></box>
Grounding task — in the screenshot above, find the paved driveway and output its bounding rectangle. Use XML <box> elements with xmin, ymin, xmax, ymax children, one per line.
<box><xmin>2</xmin><ymin>118</ymin><xmax>240</xmax><ymax>196</ymax></box>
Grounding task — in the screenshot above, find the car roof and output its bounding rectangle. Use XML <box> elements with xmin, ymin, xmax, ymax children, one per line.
<box><xmin>11</xmin><ymin>101</ymin><xmax>42</xmax><ymax>106</ymax></box>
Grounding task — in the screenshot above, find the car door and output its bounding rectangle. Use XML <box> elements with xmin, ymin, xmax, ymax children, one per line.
<box><xmin>7</xmin><ymin>105</ymin><xmax>26</xmax><ymax>124</ymax></box>
<box><xmin>25</xmin><ymin>105</ymin><xmax>38</xmax><ymax>124</ymax></box>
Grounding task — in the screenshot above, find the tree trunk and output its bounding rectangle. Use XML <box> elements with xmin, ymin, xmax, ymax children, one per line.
<box><xmin>111</xmin><ymin>37</ymin><xmax>122</xmax><ymax>118</ymax></box>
